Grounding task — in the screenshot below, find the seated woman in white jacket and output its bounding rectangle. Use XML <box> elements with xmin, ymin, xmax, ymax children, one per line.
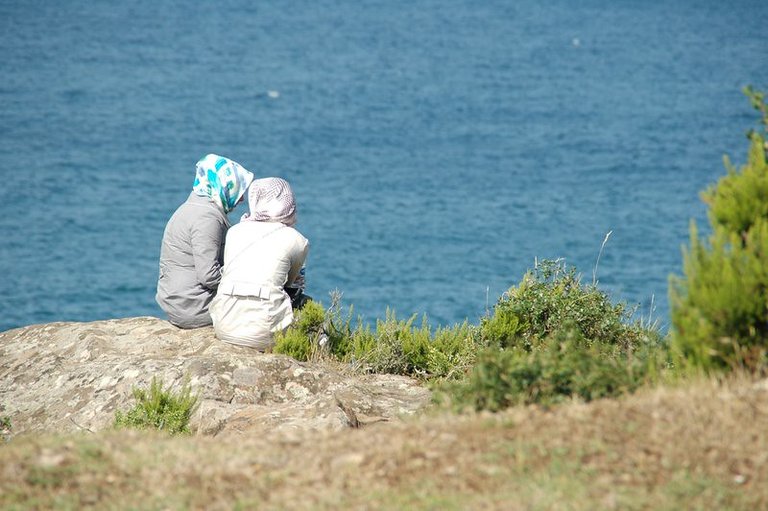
<box><xmin>210</xmin><ymin>177</ymin><xmax>309</xmax><ymax>351</ymax></box>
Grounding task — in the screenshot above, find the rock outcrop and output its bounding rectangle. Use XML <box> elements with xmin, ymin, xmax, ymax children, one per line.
<box><xmin>0</xmin><ymin>317</ymin><xmax>431</xmax><ymax>438</ymax></box>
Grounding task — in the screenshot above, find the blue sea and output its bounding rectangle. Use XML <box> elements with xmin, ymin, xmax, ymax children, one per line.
<box><xmin>1</xmin><ymin>0</ymin><xmax>766</xmax><ymax>333</ymax></box>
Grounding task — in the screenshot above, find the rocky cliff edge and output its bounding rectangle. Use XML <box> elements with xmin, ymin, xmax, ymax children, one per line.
<box><xmin>0</xmin><ymin>317</ymin><xmax>431</xmax><ymax>438</ymax></box>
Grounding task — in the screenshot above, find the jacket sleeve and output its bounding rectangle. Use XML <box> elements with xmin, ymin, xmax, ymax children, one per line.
<box><xmin>190</xmin><ymin>216</ymin><xmax>225</xmax><ymax>290</ymax></box>
<box><xmin>286</xmin><ymin>238</ymin><xmax>310</xmax><ymax>288</ymax></box>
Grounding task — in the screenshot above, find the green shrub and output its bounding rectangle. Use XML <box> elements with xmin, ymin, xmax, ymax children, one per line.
<box><xmin>276</xmin><ymin>261</ymin><xmax>665</xmax><ymax>411</ymax></box>
<box><xmin>434</xmin><ymin>258</ymin><xmax>666</xmax><ymax>411</ymax></box>
<box><xmin>337</xmin><ymin>322</ymin><xmax>377</xmax><ymax>366</ymax></box>
<box><xmin>670</xmin><ymin>87</ymin><xmax>768</xmax><ymax>372</ymax></box>
<box><xmin>324</xmin><ymin>294</ymin><xmax>362</xmax><ymax>360</ymax></box>
<box><xmin>340</xmin><ymin>310</ymin><xmax>479</xmax><ymax>380</ymax></box>
<box><xmin>426</xmin><ymin>322</ymin><xmax>481</xmax><ymax>379</ymax></box>
<box><xmin>273</xmin><ymin>300</ymin><xmax>326</xmax><ymax>361</ymax></box>
<box><xmin>442</xmin><ymin>328</ymin><xmax>655</xmax><ymax>411</ymax></box>
<box><xmin>278</xmin><ymin>292</ymin><xmax>481</xmax><ymax>380</ymax></box>
<box><xmin>362</xmin><ymin>311</ymin><xmax>431</xmax><ymax>376</ymax></box>
<box><xmin>114</xmin><ymin>377</ymin><xmax>199</xmax><ymax>435</ymax></box>
<box><xmin>481</xmin><ymin>259</ymin><xmax>657</xmax><ymax>352</ymax></box>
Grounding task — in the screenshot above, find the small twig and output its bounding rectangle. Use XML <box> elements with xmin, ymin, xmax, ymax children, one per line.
<box><xmin>334</xmin><ymin>396</ymin><xmax>360</xmax><ymax>428</ymax></box>
<box><xmin>647</xmin><ymin>294</ymin><xmax>656</xmax><ymax>327</ymax></box>
<box><xmin>69</xmin><ymin>417</ymin><xmax>95</xmax><ymax>434</ymax></box>
<box><xmin>592</xmin><ymin>230</ymin><xmax>613</xmax><ymax>286</ymax></box>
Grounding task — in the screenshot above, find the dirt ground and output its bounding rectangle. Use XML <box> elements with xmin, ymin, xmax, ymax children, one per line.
<box><xmin>2</xmin><ymin>375</ymin><xmax>767</xmax><ymax>510</ymax></box>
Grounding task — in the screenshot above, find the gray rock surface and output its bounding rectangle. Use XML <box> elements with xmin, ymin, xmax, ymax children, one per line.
<box><xmin>0</xmin><ymin>317</ymin><xmax>432</xmax><ymax>437</ymax></box>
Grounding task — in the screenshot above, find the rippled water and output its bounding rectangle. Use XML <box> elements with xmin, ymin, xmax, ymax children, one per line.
<box><xmin>1</xmin><ymin>0</ymin><xmax>766</xmax><ymax>332</ymax></box>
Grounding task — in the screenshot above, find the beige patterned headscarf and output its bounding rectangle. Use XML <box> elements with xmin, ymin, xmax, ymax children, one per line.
<box><xmin>241</xmin><ymin>177</ymin><xmax>297</xmax><ymax>226</ymax></box>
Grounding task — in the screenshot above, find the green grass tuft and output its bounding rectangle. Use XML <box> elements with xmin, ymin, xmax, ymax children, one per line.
<box><xmin>114</xmin><ymin>377</ymin><xmax>199</xmax><ymax>435</ymax></box>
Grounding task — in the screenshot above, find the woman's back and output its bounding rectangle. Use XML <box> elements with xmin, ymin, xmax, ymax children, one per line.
<box><xmin>156</xmin><ymin>154</ymin><xmax>253</xmax><ymax>329</ymax></box>
<box><xmin>210</xmin><ymin>178</ymin><xmax>309</xmax><ymax>350</ymax></box>
<box><xmin>221</xmin><ymin>222</ymin><xmax>307</xmax><ymax>289</ymax></box>
<box><xmin>156</xmin><ymin>193</ymin><xmax>229</xmax><ymax>328</ymax></box>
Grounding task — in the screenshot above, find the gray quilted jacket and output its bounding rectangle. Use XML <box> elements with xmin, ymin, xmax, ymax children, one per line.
<box><xmin>156</xmin><ymin>192</ymin><xmax>229</xmax><ymax>328</ymax></box>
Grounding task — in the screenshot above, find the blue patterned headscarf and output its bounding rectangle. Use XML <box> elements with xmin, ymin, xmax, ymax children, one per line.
<box><xmin>193</xmin><ymin>154</ymin><xmax>255</xmax><ymax>213</ymax></box>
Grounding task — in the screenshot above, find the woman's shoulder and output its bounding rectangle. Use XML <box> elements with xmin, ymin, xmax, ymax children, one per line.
<box><xmin>167</xmin><ymin>197</ymin><xmax>226</xmax><ymax>232</ymax></box>
<box><xmin>230</xmin><ymin>221</ymin><xmax>277</xmax><ymax>233</ymax></box>
<box><xmin>181</xmin><ymin>194</ymin><xmax>228</xmax><ymax>222</ymax></box>
<box><xmin>284</xmin><ymin>225</ymin><xmax>309</xmax><ymax>245</ymax></box>
<box><xmin>233</xmin><ymin>221</ymin><xmax>303</xmax><ymax>234</ymax></box>
<box><xmin>229</xmin><ymin>221</ymin><xmax>304</xmax><ymax>240</ymax></box>
<box><xmin>256</xmin><ymin>223</ymin><xmax>309</xmax><ymax>249</ymax></box>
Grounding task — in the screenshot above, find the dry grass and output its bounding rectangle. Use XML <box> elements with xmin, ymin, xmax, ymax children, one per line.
<box><xmin>2</xmin><ymin>374</ymin><xmax>767</xmax><ymax>510</ymax></box>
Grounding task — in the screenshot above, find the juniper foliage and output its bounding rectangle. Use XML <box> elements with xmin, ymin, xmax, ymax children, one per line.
<box><xmin>670</xmin><ymin>87</ymin><xmax>768</xmax><ymax>372</ymax></box>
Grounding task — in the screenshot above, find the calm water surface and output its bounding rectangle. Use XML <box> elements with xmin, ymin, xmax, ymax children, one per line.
<box><xmin>0</xmin><ymin>0</ymin><xmax>766</xmax><ymax>332</ymax></box>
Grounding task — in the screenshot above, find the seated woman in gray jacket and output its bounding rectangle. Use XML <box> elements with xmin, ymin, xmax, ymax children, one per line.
<box><xmin>210</xmin><ymin>177</ymin><xmax>309</xmax><ymax>350</ymax></box>
<box><xmin>156</xmin><ymin>154</ymin><xmax>254</xmax><ymax>328</ymax></box>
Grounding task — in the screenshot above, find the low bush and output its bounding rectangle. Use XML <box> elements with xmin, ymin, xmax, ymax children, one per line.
<box><xmin>436</xmin><ymin>259</ymin><xmax>666</xmax><ymax>410</ymax></box>
<box><xmin>114</xmin><ymin>377</ymin><xmax>199</xmax><ymax>435</ymax></box>
<box><xmin>441</xmin><ymin>329</ymin><xmax>661</xmax><ymax>411</ymax></box>
<box><xmin>276</xmin><ymin>293</ymin><xmax>481</xmax><ymax>380</ymax></box>
<box><xmin>277</xmin><ymin>260</ymin><xmax>665</xmax><ymax>411</ymax></box>
<box><xmin>273</xmin><ymin>300</ymin><xmax>326</xmax><ymax>361</ymax></box>
<box><xmin>426</xmin><ymin>322</ymin><xmax>481</xmax><ymax>379</ymax></box>
<box><xmin>351</xmin><ymin>311</ymin><xmax>432</xmax><ymax>376</ymax></box>
<box><xmin>481</xmin><ymin>259</ymin><xmax>657</xmax><ymax>352</ymax></box>
<box><xmin>343</xmin><ymin>313</ymin><xmax>479</xmax><ymax>379</ymax></box>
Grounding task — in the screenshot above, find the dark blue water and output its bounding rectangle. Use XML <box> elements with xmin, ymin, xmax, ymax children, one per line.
<box><xmin>1</xmin><ymin>0</ymin><xmax>766</xmax><ymax>333</ymax></box>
